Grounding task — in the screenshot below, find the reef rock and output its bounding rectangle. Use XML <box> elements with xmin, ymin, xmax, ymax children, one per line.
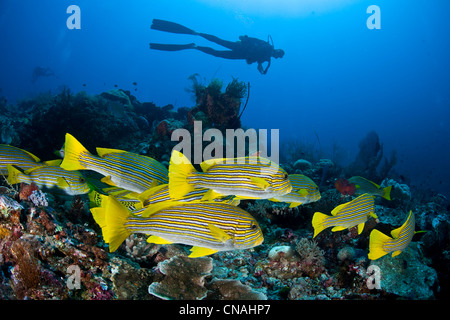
<box><xmin>369</xmin><ymin>242</ymin><xmax>437</xmax><ymax>299</ymax></box>
<box><xmin>381</xmin><ymin>178</ymin><xmax>411</xmax><ymax>203</ymax></box>
<box><xmin>293</xmin><ymin>159</ymin><xmax>312</xmax><ymax>171</ymax></box>
<box><xmin>100</xmin><ymin>89</ymin><xmax>132</xmax><ymax>106</ymax></box>
<box><xmin>148</xmin><ymin>255</ymin><xmax>213</xmax><ymax>300</ymax></box>
<box><xmin>207</xmin><ymin>278</ymin><xmax>267</xmax><ymax>300</ymax></box>
<box><xmin>268</xmin><ymin>245</ymin><xmax>294</xmax><ymax>260</ymax></box>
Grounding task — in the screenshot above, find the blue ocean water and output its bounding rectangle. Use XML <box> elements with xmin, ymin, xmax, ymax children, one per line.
<box><xmin>1</xmin><ymin>0</ymin><xmax>449</xmax><ymax>198</ymax></box>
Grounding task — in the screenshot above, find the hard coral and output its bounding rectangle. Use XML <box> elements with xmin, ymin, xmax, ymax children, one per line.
<box><xmin>207</xmin><ymin>278</ymin><xmax>267</xmax><ymax>300</ymax></box>
<box><xmin>148</xmin><ymin>255</ymin><xmax>213</xmax><ymax>300</ymax></box>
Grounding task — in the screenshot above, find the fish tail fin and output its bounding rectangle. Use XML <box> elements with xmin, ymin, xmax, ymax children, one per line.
<box><xmin>382</xmin><ymin>185</ymin><xmax>392</xmax><ymax>201</ymax></box>
<box><xmin>60</xmin><ymin>133</ymin><xmax>90</xmax><ymax>171</ymax></box>
<box><xmin>168</xmin><ymin>150</ymin><xmax>196</xmax><ymax>199</ymax></box>
<box><xmin>91</xmin><ymin>195</ymin><xmax>131</xmax><ymax>252</ymax></box>
<box><xmin>312</xmin><ymin>212</ymin><xmax>329</xmax><ymax>238</ymax></box>
<box><xmin>368</xmin><ymin>229</ymin><xmax>392</xmax><ymax>260</ymax></box>
<box><xmin>6</xmin><ymin>165</ymin><xmax>28</xmax><ymax>185</ymax></box>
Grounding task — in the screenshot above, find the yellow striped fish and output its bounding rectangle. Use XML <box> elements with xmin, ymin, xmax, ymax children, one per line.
<box><xmin>169</xmin><ymin>150</ymin><xmax>292</xmax><ymax>201</ymax></box>
<box><xmin>60</xmin><ymin>133</ymin><xmax>168</xmax><ymax>193</ymax></box>
<box><xmin>368</xmin><ymin>211</ymin><xmax>417</xmax><ymax>260</ymax></box>
<box><xmin>138</xmin><ymin>184</ymin><xmax>240</xmax><ymax>217</ymax></box>
<box><xmin>269</xmin><ymin>174</ymin><xmax>321</xmax><ymax>207</ymax></box>
<box><xmin>0</xmin><ymin>144</ymin><xmax>41</xmax><ymax>174</ymax></box>
<box><xmin>312</xmin><ymin>193</ymin><xmax>377</xmax><ymax>238</ymax></box>
<box><xmin>91</xmin><ymin>195</ymin><xmax>263</xmax><ymax>258</ymax></box>
<box><xmin>7</xmin><ymin>164</ymin><xmax>90</xmax><ymax>195</ymax></box>
<box><xmin>88</xmin><ymin>189</ymin><xmax>142</xmax><ymax>211</ymax></box>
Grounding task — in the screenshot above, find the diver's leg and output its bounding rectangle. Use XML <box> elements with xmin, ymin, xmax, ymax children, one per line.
<box><xmin>197</xmin><ymin>33</ymin><xmax>238</xmax><ymax>50</ymax></box>
<box><xmin>194</xmin><ymin>46</ymin><xmax>242</xmax><ymax>60</ymax></box>
<box><xmin>150</xmin><ymin>43</ymin><xmax>196</xmax><ymax>51</ymax></box>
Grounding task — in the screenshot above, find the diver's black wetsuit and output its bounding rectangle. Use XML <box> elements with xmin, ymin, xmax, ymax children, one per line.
<box><xmin>149</xmin><ymin>19</ymin><xmax>284</xmax><ymax>74</ymax></box>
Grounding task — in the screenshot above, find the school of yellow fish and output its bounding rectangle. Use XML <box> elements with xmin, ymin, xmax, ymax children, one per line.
<box><xmin>0</xmin><ymin>133</ymin><xmax>419</xmax><ymax>260</ymax></box>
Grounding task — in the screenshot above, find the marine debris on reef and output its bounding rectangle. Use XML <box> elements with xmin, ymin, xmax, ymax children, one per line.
<box><xmin>0</xmin><ymin>82</ymin><xmax>448</xmax><ymax>301</ymax></box>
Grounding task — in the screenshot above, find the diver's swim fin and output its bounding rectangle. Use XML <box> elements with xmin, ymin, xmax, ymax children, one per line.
<box><xmin>151</xmin><ymin>19</ymin><xmax>197</xmax><ymax>35</ymax></box>
<box><xmin>150</xmin><ymin>43</ymin><xmax>196</xmax><ymax>51</ymax></box>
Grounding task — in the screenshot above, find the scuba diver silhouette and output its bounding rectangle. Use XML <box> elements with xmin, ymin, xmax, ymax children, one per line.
<box><xmin>149</xmin><ymin>19</ymin><xmax>285</xmax><ymax>75</ymax></box>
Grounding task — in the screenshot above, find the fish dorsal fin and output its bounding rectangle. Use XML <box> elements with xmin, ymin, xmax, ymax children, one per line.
<box><xmin>96</xmin><ymin>147</ymin><xmax>127</xmax><ymax>157</ymax></box>
<box><xmin>200</xmin><ymin>157</ymin><xmax>229</xmax><ymax>172</ymax></box>
<box><xmin>19</xmin><ymin>148</ymin><xmax>40</xmax><ymax>162</ymax></box>
<box><xmin>356</xmin><ymin>176</ymin><xmax>380</xmax><ymax>189</ymax></box>
<box><xmin>101</xmin><ymin>176</ymin><xmax>116</xmax><ymax>186</ymax></box>
<box><xmin>208</xmin><ymin>223</ymin><xmax>232</xmax><ymax>243</ymax></box>
<box><xmin>23</xmin><ymin>166</ymin><xmax>45</xmax><ymax>175</ymax></box>
<box><xmin>140</xmin><ymin>200</ymin><xmax>186</xmax><ymax>217</ymax></box>
<box><xmin>331</xmin><ymin>202</ymin><xmax>348</xmax><ymax>216</ymax></box>
<box><xmin>57</xmin><ymin>177</ymin><xmax>70</xmax><ymax>189</ymax></box>
<box><xmin>147</xmin><ymin>235</ymin><xmax>173</xmax><ymax>244</ymax></box>
<box><xmin>189</xmin><ymin>246</ymin><xmax>218</xmax><ymax>258</ymax></box>
<box><xmin>200</xmin><ymin>156</ymin><xmax>270</xmax><ymax>172</ymax></box>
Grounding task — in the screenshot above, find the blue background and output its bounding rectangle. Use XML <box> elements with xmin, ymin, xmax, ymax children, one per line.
<box><xmin>1</xmin><ymin>0</ymin><xmax>449</xmax><ymax>197</ymax></box>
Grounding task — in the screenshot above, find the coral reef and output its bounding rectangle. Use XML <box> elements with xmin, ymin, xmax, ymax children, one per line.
<box><xmin>0</xmin><ymin>85</ymin><xmax>448</xmax><ymax>301</ymax></box>
<box><xmin>188</xmin><ymin>76</ymin><xmax>247</xmax><ymax>131</ymax></box>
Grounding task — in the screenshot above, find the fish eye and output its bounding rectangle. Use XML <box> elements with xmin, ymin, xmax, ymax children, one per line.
<box><xmin>79</xmin><ymin>177</ymin><xmax>86</xmax><ymax>183</ymax></box>
<box><xmin>251</xmin><ymin>223</ymin><xmax>257</xmax><ymax>230</ymax></box>
<box><xmin>283</xmin><ymin>174</ymin><xmax>288</xmax><ymax>180</ymax></box>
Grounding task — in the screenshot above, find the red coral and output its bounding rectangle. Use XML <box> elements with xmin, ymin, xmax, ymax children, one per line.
<box><xmin>19</xmin><ymin>183</ymin><xmax>39</xmax><ymax>201</ymax></box>
<box><xmin>156</xmin><ymin>120</ymin><xmax>169</xmax><ymax>137</ymax></box>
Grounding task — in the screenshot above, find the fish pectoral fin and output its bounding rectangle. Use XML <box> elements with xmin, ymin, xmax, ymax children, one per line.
<box><xmin>57</xmin><ymin>177</ymin><xmax>70</xmax><ymax>189</ymax></box>
<box><xmin>250</xmin><ymin>177</ymin><xmax>270</xmax><ymax>190</ymax></box>
<box><xmin>189</xmin><ymin>246</ymin><xmax>218</xmax><ymax>258</ymax></box>
<box><xmin>390</xmin><ymin>225</ymin><xmax>403</xmax><ymax>239</ymax></box>
<box><xmin>297</xmin><ymin>189</ymin><xmax>309</xmax><ymax>197</ymax></box>
<box><xmin>147</xmin><ymin>235</ymin><xmax>173</xmax><ymax>244</ymax></box>
<box><xmin>101</xmin><ymin>176</ymin><xmax>117</xmax><ymax>186</ymax></box>
<box><xmin>391</xmin><ymin>250</ymin><xmax>402</xmax><ymax>257</ymax></box>
<box><xmin>201</xmin><ymin>189</ymin><xmax>224</xmax><ymax>201</ymax></box>
<box><xmin>208</xmin><ymin>223</ymin><xmax>232</xmax><ymax>243</ymax></box>
<box><xmin>331</xmin><ymin>226</ymin><xmax>347</xmax><ymax>232</ymax></box>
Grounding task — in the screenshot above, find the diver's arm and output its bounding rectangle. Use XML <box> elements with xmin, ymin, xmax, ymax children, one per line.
<box><xmin>257</xmin><ymin>59</ymin><xmax>271</xmax><ymax>74</ymax></box>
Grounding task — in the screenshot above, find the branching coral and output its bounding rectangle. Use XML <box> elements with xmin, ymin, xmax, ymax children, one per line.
<box><xmin>295</xmin><ymin>238</ymin><xmax>326</xmax><ymax>278</ymax></box>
